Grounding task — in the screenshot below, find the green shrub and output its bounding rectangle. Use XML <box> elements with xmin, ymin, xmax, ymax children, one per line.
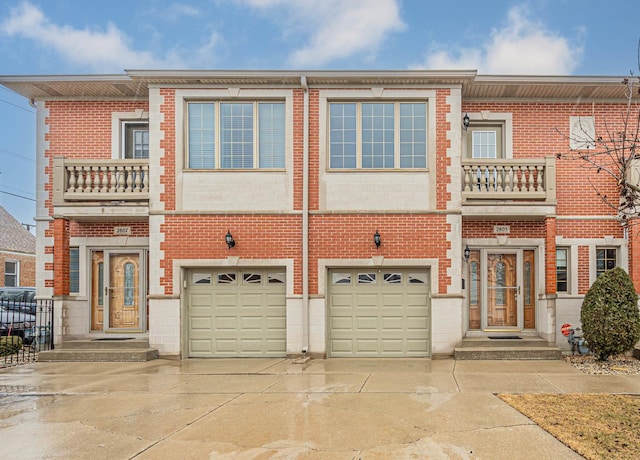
<box><xmin>581</xmin><ymin>267</ymin><xmax>640</xmax><ymax>361</ymax></box>
<box><xmin>0</xmin><ymin>336</ymin><xmax>23</xmax><ymax>356</ymax></box>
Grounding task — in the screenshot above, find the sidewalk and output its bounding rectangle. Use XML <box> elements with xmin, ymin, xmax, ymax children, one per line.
<box><xmin>1</xmin><ymin>358</ymin><xmax>638</xmax><ymax>459</ymax></box>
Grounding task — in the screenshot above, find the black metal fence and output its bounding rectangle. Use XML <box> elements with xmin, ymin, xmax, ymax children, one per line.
<box><xmin>0</xmin><ymin>299</ymin><xmax>54</xmax><ymax>367</ymax></box>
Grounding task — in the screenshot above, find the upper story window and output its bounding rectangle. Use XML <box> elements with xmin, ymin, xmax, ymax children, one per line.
<box><xmin>4</xmin><ymin>261</ymin><xmax>18</xmax><ymax>287</ymax></box>
<box><xmin>329</xmin><ymin>101</ymin><xmax>427</xmax><ymax>169</ymax></box>
<box><xmin>187</xmin><ymin>101</ymin><xmax>285</xmax><ymax>169</ymax></box>
<box><xmin>596</xmin><ymin>247</ymin><xmax>617</xmax><ymax>277</ymax></box>
<box><xmin>123</xmin><ymin>122</ymin><xmax>149</xmax><ymax>159</ymax></box>
<box><xmin>466</xmin><ymin>123</ymin><xmax>504</xmax><ymax>159</ymax></box>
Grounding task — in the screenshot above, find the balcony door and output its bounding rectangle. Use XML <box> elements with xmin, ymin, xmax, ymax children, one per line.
<box><xmin>468</xmin><ymin>248</ymin><xmax>536</xmax><ymax>331</ymax></box>
<box><xmin>91</xmin><ymin>250</ymin><xmax>145</xmax><ymax>332</ymax></box>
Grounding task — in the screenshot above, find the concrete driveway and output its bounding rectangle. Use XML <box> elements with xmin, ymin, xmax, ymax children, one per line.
<box><xmin>1</xmin><ymin>358</ymin><xmax>639</xmax><ymax>459</ymax></box>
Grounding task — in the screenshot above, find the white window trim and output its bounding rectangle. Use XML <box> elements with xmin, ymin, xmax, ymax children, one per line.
<box><xmin>185</xmin><ymin>101</ymin><xmax>286</xmax><ymax>170</ymax></box>
<box><xmin>593</xmin><ymin>244</ymin><xmax>621</xmax><ymax>280</ymax></box>
<box><xmin>320</xmin><ymin>89</ymin><xmax>437</xmax><ymax>172</ymax></box>
<box><xmin>462</xmin><ymin>111</ymin><xmax>513</xmax><ymax>159</ymax></box>
<box><xmin>111</xmin><ymin>110</ymin><xmax>149</xmax><ymax>160</ymax></box>
<box><xmin>175</xmin><ymin>88</ymin><xmax>293</xmax><ymax>173</ymax></box>
<box><xmin>328</xmin><ymin>100</ymin><xmax>428</xmax><ymax>169</ymax></box>
<box><xmin>555</xmin><ymin>246</ymin><xmax>571</xmax><ymax>294</ymax></box>
<box><xmin>4</xmin><ymin>259</ymin><xmax>19</xmax><ymax>286</ymax></box>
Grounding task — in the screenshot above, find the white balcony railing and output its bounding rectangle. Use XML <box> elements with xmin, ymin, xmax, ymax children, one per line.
<box><xmin>461</xmin><ymin>157</ymin><xmax>556</xmax><ymax>202</ymax></box>
<box><xmin>53</xmin><ymin>157</ymin><xmax>149</xmax><ymax>204</ymax></box>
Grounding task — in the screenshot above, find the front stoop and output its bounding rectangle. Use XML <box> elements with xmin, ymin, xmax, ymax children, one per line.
<box><xmin>454</xmin><ymin>336</ymin><xmax>564</xmax><ymax>360</ymax></box>
<box><xmin>38</xmin><ymin>338</ymin><xmax>158</xmax><ymax>362</ymax></box>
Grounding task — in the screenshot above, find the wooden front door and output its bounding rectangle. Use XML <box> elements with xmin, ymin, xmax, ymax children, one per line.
<box><xmin>108</xmin><ymin>253</ymin><xmax>140</xmax><ymax>329</ymax></box>
<box><xmin>487</xmin><ymin>253</ymin><xmax>518</xmax><ymax>328</ymax></box>
<box><xmin>91</xmin><ymin>251</ymin><xmax>143</xmax><ymax>331</ymax></box>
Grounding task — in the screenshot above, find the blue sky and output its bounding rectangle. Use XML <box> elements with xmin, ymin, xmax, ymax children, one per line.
<box><xmin>1</xmin><ymin>0</ymin><xmax>639</xmax><ymax>229</ymax></box>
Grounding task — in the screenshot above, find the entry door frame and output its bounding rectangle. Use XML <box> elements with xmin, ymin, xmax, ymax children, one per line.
<box><xmin>482</xmin><ymin>249</ymin><xmax>522</xmax><ymax>331</ymax></box>
<box><xmin>91</xmin><ymin>248</ymin><xmax>147</xmax><ymax>333</ymax></box>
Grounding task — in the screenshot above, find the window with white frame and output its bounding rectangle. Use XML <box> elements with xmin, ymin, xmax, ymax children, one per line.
<box><xmin>556</xmin><ymin>247</ymin><xmax>569</xmax><ymax>292</ymax></box>
<box><xmin>69</xmin><ymin>248</ymin><xmax>80</xmax><ymax>293</ymax></box>
<box><xmin>187</xmin><ymin>101</ymin><xmax>285</xmax><ymax>169</ymax></box>
<box><xmin>4</xmin><ymin>260</ymin><xmax>18</xmax><ymax>287</ymax></box>
<box><xmin>596</xmin><ymin>247</ymin><xmax>617</xmax><ymax>277</ymax></box>
<box><xmin>466</xmin><ymin>123</ymin><xmax>503</xmax><ymax>159</ymax></box>
<box><xmin>122</xmin><ymin>122</ymin><xmax>149</xmax><ymax>159</ymax></box>
<box><xmin>329</xmin><ymin>101</ymin><xmax>427</xmax><ymax>169</ymax></box>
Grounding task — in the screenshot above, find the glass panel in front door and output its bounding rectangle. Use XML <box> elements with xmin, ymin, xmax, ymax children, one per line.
<box><xmin>109</xmin><ymin>254</ymin><xmax>141</xmax><ymax>329</ymax></box>
<box><xmin>487</xmin><ymin>253</ymin><xmax>517</xmax><ymax>327</ymax></box>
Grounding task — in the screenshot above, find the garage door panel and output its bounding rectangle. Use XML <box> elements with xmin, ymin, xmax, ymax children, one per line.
<box><xmin>329</xmin><ymin>268</ymin><xmax>430</xmax><ymax>357</ymax></box>
<box><xmin>190</xmin><ymin>317</ymin><xmax>212</xmax><ymax>330</ymax></box>
<box><xmin>380</xmin><ymin>316</ymin><xmax>404</xmax><ymax>330</ymax></box>
<box><xmin>356</xmin><ymin>317</ymin><xmax>378</xmax><ymax>330</ymax></box>
<box><xmin>187</xmin><ymin>268</ymin><xmax>286</xmax><ymax>358</ymax></box>
<box><xmin>331</xmin><ymin>317</ymin><xmax>353</xmax><ymax>330</ymax></box>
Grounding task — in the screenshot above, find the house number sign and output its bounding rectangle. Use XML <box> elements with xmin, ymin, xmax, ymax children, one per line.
<box><xmin>114</xmin><ymin>226</ymin><xmax>131</xmax><ymax>236</ymax></box>
<box><xmin>493</xmin><ymin>225</ymin><xmax>510</xmax><ymax>234</ymax></box>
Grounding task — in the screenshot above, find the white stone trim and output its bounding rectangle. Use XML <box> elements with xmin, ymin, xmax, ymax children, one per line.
<box><xmin>462</xmin><ymin>111</ymin><xmax>513</xmax><ymax>159</ymax></box>
<box><xmin>110</xmin><ymin>109</ymin><xmax>149</xmax><ymax>159</ymax></box>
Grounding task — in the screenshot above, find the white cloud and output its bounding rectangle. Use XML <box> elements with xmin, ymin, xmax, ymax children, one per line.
<box><xmin>0</xmin><ymin>1</ymin><xmax>188</xmax><ymax>72</ymax></box>
<box><xmin>412</xmin><ymin>6</ymin><xmax>583</xmax><ymax>75</ymax></box>
<box><xmin>239</xmin><ymin>0</ymin><xmax>405</xmax><ymax>67</ymax></box>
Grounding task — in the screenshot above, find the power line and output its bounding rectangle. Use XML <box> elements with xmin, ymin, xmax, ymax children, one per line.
<box><xmin>0</xmin><ymin>98</ymin><xmax>35</xmax><ymax>114</ymax></box>
<box><xmin>0</xmin><ymin>147</ymin><xmax>35</xmax><ymax>162</ymax></box>
<box><xmin>0</xmin><ymin>190</ymin><xmax>36</xmax><ymax>202</ymax></box>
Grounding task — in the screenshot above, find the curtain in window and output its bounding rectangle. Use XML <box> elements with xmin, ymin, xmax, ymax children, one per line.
<box><xmin>258</xmin><ymin>103</ymin><xmax>285</xmax><ymax>168</ymax></box>
<box><xmin>188</xmin><ymin>103</ymin><xmax>215</xmax><ymax>168</ymax></box>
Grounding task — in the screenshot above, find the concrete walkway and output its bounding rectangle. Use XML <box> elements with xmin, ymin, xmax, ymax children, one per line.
<box><xmin>1</xmin><ymin>358</ymin><xmax>639</xmax><ymax>459</ymax></box>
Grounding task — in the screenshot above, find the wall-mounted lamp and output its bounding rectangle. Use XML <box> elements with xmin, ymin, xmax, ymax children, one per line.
<box><xmin>462</xmin><ymin>113</ymin><xmax>470</xmax><ymax>130</ymax></box>
<box><xmin>373</xmin><ymin>230</ymin><xmax>381</xmax><ymax>249</ymax></box>
<box><xmin>463</xmin><ymin>244</ymin><xmax>470</xmax><ymax>262</ymax></box>
<box><xmin>225</xmin><ymin>230</ymin><xmax>235</xmax><ymax>250</ymax></box>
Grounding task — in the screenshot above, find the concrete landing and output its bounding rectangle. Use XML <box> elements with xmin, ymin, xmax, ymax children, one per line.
<box><xmin>454</xmin><ymin>336</ymin><xmax>564</xmax><ymax>360</ymax></box>
<box><xmin>38</xmin><ymin>337</ymin><xmax>158</xmax><ymax>362</ymax></box>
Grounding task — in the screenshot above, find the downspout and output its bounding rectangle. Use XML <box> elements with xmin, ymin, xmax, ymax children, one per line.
<box><xmin>301</xmin><ymin>75</ymin><xmax>310</xmax><ymax>354</ymax></box>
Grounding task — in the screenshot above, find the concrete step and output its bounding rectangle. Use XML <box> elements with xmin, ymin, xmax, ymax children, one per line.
<box><xmin>38</xmin><ymin>348</ymin><xmax>158</xmax><ymax>362</ymax></box>
<box><xmin>454</xmin><ymin>336</ymin><xmax>564</xmax><ymax>360</ymax></box>
<box><xmin>58</xmin><ymin>338</ymin><xmax>152</xmax><ymax>350</ymax></box>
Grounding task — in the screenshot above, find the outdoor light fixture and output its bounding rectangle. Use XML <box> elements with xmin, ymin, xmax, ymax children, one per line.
<box><xmin>225</xmin><ymin>230</ymin><xmax>235</xmax><ymax>250</ymax></box>
<box><xmin>374</xmin><ymin>230</ymin><xmax>381</xmax><ymax>248</ymax></box>
<box><xmin>464</xmin><ymin>244</ymin><xmax>470</xmax><ymax>262</ymax></box>
<box><xmin>462</xmin><ymin>113</ymin><xmax>470</xmax><ymax>130</ymax></box>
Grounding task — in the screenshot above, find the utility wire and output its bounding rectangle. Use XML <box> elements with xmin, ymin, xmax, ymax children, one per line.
<box><xmin>0</xmin><ymin>190</ymin><xmax>36</xmax><ymax>202</ymax></box>
<box><xmin>0</xmin><ymin>98</ymin><xmax>35</xmax><ymax>114</ymax></box>
<box><xmin>0</xmin><ymin>147</ymin><xmax>35</xmax><ymax>162</ymax></box>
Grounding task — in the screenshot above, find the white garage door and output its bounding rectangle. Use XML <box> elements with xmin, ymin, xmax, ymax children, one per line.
<box><xmin>187</xmin><ymin>269</ymin><xmax>286</xmax><ymax>357</ymax></box>
<box><xmin>328</xmin><ymin>268</ymin><xmax>430</xmax><ymax>357</ymax></box>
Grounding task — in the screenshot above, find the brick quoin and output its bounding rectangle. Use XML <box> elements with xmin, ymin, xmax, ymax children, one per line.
<box><xmin>53</xmin><ymin>218</ymin><xmax>70</xmax><ymax>296</ymax></box>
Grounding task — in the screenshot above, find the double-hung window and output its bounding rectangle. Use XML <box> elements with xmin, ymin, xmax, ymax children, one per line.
<box><xmin>556</xmin><ymin>248</ymin><xmax>569</xmax><ymax>293</ymax></box>
<box><xmin>4</xmin><ymin>261</ymin><xmax>18</xmax><ymax>287</ymax></box>
<box><xmin>123</xmin><ymin>122</ymin><xmax>149</xmax><ymax>159</ymax></box>
<box><xmin>329</xmin><ymin>101</ymin><xmax>427</xmax><ymax>169</ymax></box>
<box><xmin>187</xmin><ymin>101</ymin><xmax>285</xmax><ymax>169</ymax></box>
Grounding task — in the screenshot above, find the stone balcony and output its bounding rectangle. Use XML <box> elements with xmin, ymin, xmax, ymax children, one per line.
<box><xmin>461</xmin><ymin>156</ymin><xmax>556</xmax><ymax>218</ymax></box>
<box><xmin>52</xmin><ymin>157</ymin><xmax>149</xmax><ymax>220</ymax></box>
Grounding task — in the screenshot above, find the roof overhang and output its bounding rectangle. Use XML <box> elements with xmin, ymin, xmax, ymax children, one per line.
<box><xmin>0</xmin><ymin>70</ymin><xmax>633</xmax><ymax>101</ymax></box>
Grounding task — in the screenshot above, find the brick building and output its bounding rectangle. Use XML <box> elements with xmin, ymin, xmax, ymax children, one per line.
<box><xmin>0</xmin><ymin>205</ymin><xmax>35</xmax><ymax>287</ymax></box>
<box><xmin>0</xmin><ymin>71</ymin><xmax>636</xmax><ymax>358</ymax></box>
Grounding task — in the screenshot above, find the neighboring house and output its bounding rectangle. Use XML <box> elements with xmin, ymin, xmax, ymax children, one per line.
<box><xmin>0</xmin><ymin>70</ymin><xmax>636</xmax><ymax>358</ymax></box>
<box><xmin>0</xmin><ymin>205</ymin><xmax>35</xmax><ymax>287</ymax></box>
